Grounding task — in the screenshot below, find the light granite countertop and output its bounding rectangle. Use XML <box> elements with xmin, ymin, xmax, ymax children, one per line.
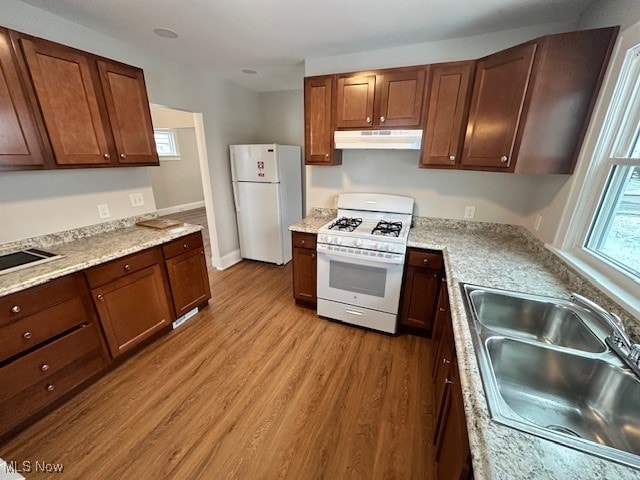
<box><xmin>0</xmin><ymin>217</ymin><xmax>201</xmax><ymax>298</ymax></box>
<box><xmin>290</xmin><ymin>214</ymin><xmax>640</xmax><ymax>479</ymax></box>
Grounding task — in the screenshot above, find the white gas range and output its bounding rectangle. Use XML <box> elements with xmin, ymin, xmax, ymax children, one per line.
<box><xmin>316</xmin><ymin>193</ymin><xmax>414</xmax><ymax>334</ymax></box>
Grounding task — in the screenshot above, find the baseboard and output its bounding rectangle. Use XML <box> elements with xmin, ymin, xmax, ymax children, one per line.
<box><xmin>156</xmin><ymin>201</ymin><xmax>205</xmax><ymax>216</ymax></box>
<box><xmin>217</xmin><ymin>249</ymin><xmax>242</xmax><ymax>270</ymax></box>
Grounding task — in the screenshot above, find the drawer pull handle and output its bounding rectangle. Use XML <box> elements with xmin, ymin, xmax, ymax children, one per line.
<box><xmin>97</xmin><ymin>294</ymin><xmax>103</xmax><ymax>300</ymax></box>
<box><xmin>41</xmin><ymin>364</ymin><xmax>50</xmax><ymax>373</ymax></box>
<box><xmin>183</xmin><ymin>243</ymin><xmax>189</xmax><ymax>249</ymax></box>
<box><xmin>444</xmin><ymin>379</ymin><xmax>453</xmax><ymax>385</ymax></box>
<box><xmin>11</xmin><ymin>305</ymin><xmax>21</xmax><ymax>314</ymax></box>
<box><xmin>23</xmin><ymin>331</ymin><xmax>33</xmax><ymax>340</ymax></box>
<box><xmin>124</xmin><ymin>264</ymin><xmax>131</xmax><ymax>272</ymax></box>
<box><xmin>423</xmin><ymin>259</ymin><xmax>429</xmax><ymax>264</ymax></box>
<box><xmin>46</xmin><ymin>384</ymin><xmax>55</xmax><ymax>392</ymax></box>
<box><xmin>301</xmin><ymin>239</ymin><xmax>306</xmax><ymax>245</ymax></box>
<box><xmin>443</xmin><ymin>358</ymin><xmax>450</xmax><ymax>365</ymax></box>
<box><xmin>439</xmin><ymin>307</ymin><xmax>446</xmax><ymax>312</ymax></box>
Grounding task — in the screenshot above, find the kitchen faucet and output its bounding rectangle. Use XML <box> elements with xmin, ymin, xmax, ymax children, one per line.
<box><xmin>571</xmin><ymin>293</ymin><xmax>640</xmax><ymax>379</ymax></box>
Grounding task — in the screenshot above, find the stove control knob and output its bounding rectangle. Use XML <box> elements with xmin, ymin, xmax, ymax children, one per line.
<box><xmin>334</xmin><ymin>237</ymin><xmax>343</xmax><ymax>245</ymax></box>
<box><xmin>325</xmin><ymin>235</ymin><xmax>332</xmax><ymax>243</ymax></box>
<box><xmin>355</xmin><ymin>239</ymin><xmax>363</xmax><ymax>247</ymax></box>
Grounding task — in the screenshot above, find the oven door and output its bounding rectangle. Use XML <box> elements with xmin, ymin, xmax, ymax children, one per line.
<box><xmin>316</xmin><ymin>245</ymin><xmax>404</xmax><ymax>314</ymax></box>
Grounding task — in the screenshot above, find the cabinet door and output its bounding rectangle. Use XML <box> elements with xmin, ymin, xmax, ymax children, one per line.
<box><xmin>304</xmin><ymin>76</ymin><xmax>341</xmax><ymax>165</ymax></box>
<box><xmin>336</xmin><ymin>74</ymin><xmax>375</xmax><ymax>128</ymax></box>
<box><xmin>399</xmin><ymin>265</ymin><xmax>440</xmax><ymax>333</ymax></box>
<box><xmin>92</xmin><ymin>264</ymin><xmax>172</xmax><ymax>358</ymax></box>
<box><xmin>97</xmin><ymin>60</ymin><xmax>158</xmax><ymax>165</ymax></box>
<box><xmin>434</xmin><ymin>365</ymin><xmax>471</xmax><ymax>480</ymax></box>
<box><xmin>292</xmin><ymin>247</ymin><xmax>317</xmax><ymax>304</ymax></box>
<box><xmin>0</xmin><ymin>28</ymin><xmax>48</xmax><ymax>169</ymax></box>
<box><xmin>433</xmin><ymin>317</ymin><xmax>454</xmax><ymax>434</ymax></box>
<box><xmin>461</xmin><ymin>43</ymin><xmax>536</xmax><ymax>170</ymax></box>
<box><xmin>421</xmin><ymin>62</ymin><xmax>474</xmax><ymax>167</ymax></box>
<box><xmin>431</xmin><ymin>278</ymin><xmax>449</xmax><ymax>375</ymax></box>
<box><xmin>165</xmin><ymin>248</ymin><xmax>211</xmax><ymax>318</ymax></box>
<box><xmin>376</xmin><ymin>68</ymin><xmax>426</xmax><ymax>127</ymax></box>
<box><xmin>19</xmin><ymin>37</ymin><xmax>113</xmax><ymax>166</ymax></box>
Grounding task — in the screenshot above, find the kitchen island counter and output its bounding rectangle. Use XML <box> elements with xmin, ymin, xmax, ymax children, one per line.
<box><xmin>290</xmin><ymin>213</ymin><xmax>640</xmax><ymax>479</ymax></box>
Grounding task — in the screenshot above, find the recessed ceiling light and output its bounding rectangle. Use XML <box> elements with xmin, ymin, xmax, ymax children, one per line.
<box><xmin>153</xmin><ymin>28</ymin><xmax>179</xmax><ymax>39</ymax></box>
<box><xmin>242</xmin><ymin>69</ymin><xmax>258</xmax><ymax>75</ymax></box>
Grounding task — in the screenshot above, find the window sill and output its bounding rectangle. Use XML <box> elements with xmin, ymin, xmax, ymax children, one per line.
<box><xmin>546</xmin><ymin>244</ymin><xmax>640</xmax><ymax>319</ymax></box>
<box><xmin>159</xmin><ymin>155</ymin><xmax>182</xmax><ymax>162</ymax></box>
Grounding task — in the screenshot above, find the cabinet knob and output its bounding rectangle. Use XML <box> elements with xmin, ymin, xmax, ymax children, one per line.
<box><xmin>104</xmin><ymin>153</ymin><xmax>111</xmax><ymax>159</ymax></box>
<box><xmin>423</xmin><ymin>259</ymin><xmax>429</xmax><ymax>264</ymax></box>
<box><xmin>444</xmin><ymin>379</ymin><xmax>453</xmax><ymax>385</ymax></box>
<box><xmin>22</xmin><ymin>331</ymin><xmax>32</xmax><ymax>340</ymax></box>
<box><xmin>183</xmin><ymin>243</ymin><xmax>189</xmax><ymax>249</ymax></box>
<box><xmin>324</xmin><ymin>153</ymin><xmax>329</xmax><ymax>158</ymax></box>
<box><xmin>41</xmin><ymin>364</ymin><xmax>50</xmax><ymax>373</ymax></box>
<box><xmin>500</xmin><ymin>155</ymin><xmax>508</xmax><ymax>163</ymax></box>
<box><xmin>46</xmin><ymin>384</ymin><xmax>55</xmax><ymax>392</ymax></box>
<box><xmin>443</xmin><ymin>358</ymin><xmax>450</xmax><ymax>365</ymax></box>
<box><xmin>380</xmin><ymin>116</ymin><xmax>385</xmax><ymax>123</ymax></box>
<box><xmin>366</xmin><ymin>116</ymin><xmax>371</xmax><ymax>123</ymax></box>
<box><xmin>120</xmin><ymin>153</ymin><xmax>127</xmax><ymax>159</ymax></box>
<box><xmin>449</xmin><ymin>155</ymin><xmax>456</xmax><ymax>161</ymax></box>
<box><xmin>301</xmin><ymin>239</ymin><xmax>306</xmax><ymax>245</ymax></box>
<box><xmin>439</xmin><ymin>307</ymin><xmax>446</xmax><ymax>312</ymax></box>
<box><xmin>200</xmin><ymin>250</ymin><xmax>204</xmax><ymax>255</ymax></box>
<box><xmin>124</xmin><ymin>264</ymin><xmax>131</xmax><ymax>272</ymax></box>
<box><xmin>311</xmin><ymin>253</ymin><xmax>315</xmax><ymax>259</ymax></box>
<box><xmin>97</xmin><ymin>294</ymin><xmax>103</xmax><ymax>300</ymax></box>
<box><xmin>11</xmin><ymin>305</ymin><xmax>21</xmax><ymax>314</ymax></box>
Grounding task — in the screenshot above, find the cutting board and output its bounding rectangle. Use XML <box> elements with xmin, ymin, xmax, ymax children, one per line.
<box><xmin>136</xmin><ymin>219</ymin><xmax>184</xmax><ymax>229</ymax></box>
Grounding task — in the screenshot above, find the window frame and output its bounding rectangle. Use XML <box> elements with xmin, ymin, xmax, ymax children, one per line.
<box><xmin>153</xmin><ymin>128</ymin><xmax>182</xmax><ymax>160</ymax></box>
<box><xmin>551</xmin><ymin>21</ymin><xmax>640</xmax><ymax>317</ymax></box>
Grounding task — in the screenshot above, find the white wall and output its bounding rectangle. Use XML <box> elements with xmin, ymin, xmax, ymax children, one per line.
<box><xmin>578</xmin><ymin>0</ymin><xmax>640</xmax><ymax>30</ymax></box>
<box><xmin>0</xmin><ymin>0</ymin><xmax>261</xmax><ymax>260</ymax></box>
<box><xmin>259</xmin><ymin>90</ymin><xmax>304</xmax><ymax>147</ymax></box>
<box><xmin>303</xmin><ymin>20</ymin><xmax>579</xmax><ymax>222</ymax></box>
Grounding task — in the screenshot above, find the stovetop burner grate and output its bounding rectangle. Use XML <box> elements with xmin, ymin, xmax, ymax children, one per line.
<box><xmin>328</xmin><ymin>217</ymin><xmax>363</xmax><ymax>232</ymax></box>
<box><xmin>372</xmin><ymin>220</ymin><xmax>403</xmax><ymax>237</ymax></box>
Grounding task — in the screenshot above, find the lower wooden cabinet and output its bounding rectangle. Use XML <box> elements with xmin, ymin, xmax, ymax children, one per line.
<box><xmin>0</xmin><ymin>273</ymin><xmax>108</xmax><ymax>440</ymax></box>
<box><xmin>163</xmin><ymin>232</ymin><xmax>211</xmax><ymax>317</ymax></box>
<box><xmin>292</xmin><ymin>232</ymin><xmax>317</xmax><ymax>306</ymax></box>
<box><xmin>399</xmin><ymin>249</ymin><xmax>443</xmax><ymax>335</ymax></box>
<box><xmin>431</xmin><ymin>283</ymin><xmax>473</xmax><ymax>479</ymax></box>
<box><xmin>87</xmin><ymin>247</ymin><xmax>173</xmax><ymax>358</ymax></box>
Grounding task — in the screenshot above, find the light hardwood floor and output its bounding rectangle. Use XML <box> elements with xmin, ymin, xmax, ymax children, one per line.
<box><xmin>1</xmin><ymin>261</ymin><xmax>434</xmax><ymax>479</ymax></box>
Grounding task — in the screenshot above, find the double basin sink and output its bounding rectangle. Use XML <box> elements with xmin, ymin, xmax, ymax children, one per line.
<box><xmin>462</xmin><ymin>284</ymin><xmax>640</xmax><ymax>469</ymax></box>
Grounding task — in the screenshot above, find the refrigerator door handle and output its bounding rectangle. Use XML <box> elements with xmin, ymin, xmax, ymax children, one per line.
<box><xmin>232</xmin><ymin>183</ymin><xmax>240</xmax><ymax>213</ymax></box>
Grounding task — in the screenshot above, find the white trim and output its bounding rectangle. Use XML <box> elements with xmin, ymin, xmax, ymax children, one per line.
<box><xmin>156</xmin><ymin>201</ymin><xmax>205</xmax><ymax>216</ymax></box>
<box><xmin>217</xmin><ymin>249</ymin><xmax>242</xmax><ymax>270</ymax></box>
<box><xmin>159</xmin><ymin>155</ymin><xmax>183</xmax><ymax>162</ymax></box>
<box><xmin>546</xmin><ymin>244</ymin><xmax>640</xmax><ymax>319</ymax></box>
<box><xmin>193</xmin><ymin>113</ymin><xmax>223</xmax><ymax>269</ymax></box>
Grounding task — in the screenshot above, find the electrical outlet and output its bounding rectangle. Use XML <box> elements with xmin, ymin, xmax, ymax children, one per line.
<box><xmin>129</xmin><ymin>192</ymin><xmax>145</xmax><ymax>207</ymax></box>
<box><xmin>534</xmin><ymin>214</ymin><xmax>543</xmax><ymax>232</ymax></box>
<box><xmin>464</xmin><ymin>206</ymin><xmax>476</xmax><ymax>220</ymax></box>
<box><xmin>97</xmin><ymin>204</ymin><xmax>110</xmax><ymax>219</ymax></box>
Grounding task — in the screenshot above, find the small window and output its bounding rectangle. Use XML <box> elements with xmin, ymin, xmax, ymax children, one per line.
<box><xmin>154</xmin><ymin>129</ymin><xmax>181</xmax><ymax>158</ymax></box>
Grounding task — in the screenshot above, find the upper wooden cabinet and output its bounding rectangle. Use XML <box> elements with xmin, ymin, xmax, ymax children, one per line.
<box><xmin>97</xmin><ymin>60</ymin><xmax>157</xmax><ymax>165</ymax></box>
<box><xmin>461</xmin><ymin>27</ymin><xmax>617</xmax><ymax>173</ymax></box>
<box><xmin>0</xmin><ymin>28</ymin><xmax>50</xmax><ymax>171</ymax></box>
<box><xmin>1</xmin><ymin>28</ymin><xmax>159</xmax><ymax>171</ymax></box>
<box><xmin>421</xmin><ymin>61</ymin><xmax>474</xmax><ymax>168</ymax></box>
<box><xmin>336</xmin><ymin>67</ymin><xmax>426</xmax><ymax>129</ymax></box>
<box><xmin>304</xmin><ymin>75</ymin><xmax>342</xmax><ymax>165</ymax></box>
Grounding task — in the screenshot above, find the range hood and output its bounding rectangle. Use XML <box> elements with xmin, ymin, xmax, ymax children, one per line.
<box><xmin>334</xmin><ymin>129</ymin><xmax>422</xmax><ymax>150</ymax></box>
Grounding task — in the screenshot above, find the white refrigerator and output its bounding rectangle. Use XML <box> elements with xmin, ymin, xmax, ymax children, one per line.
<box><xmin>230</xmin><ymin>144</ymin><xmax>302</xmax><ymax>265</ymax></box>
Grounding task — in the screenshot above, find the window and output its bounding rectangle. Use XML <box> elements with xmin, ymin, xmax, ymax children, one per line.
<box><xmin>154</xmin><ymin>129</ymin><xmax>181</xmax><ymax>158</ymax></box>
<box><xmin>553</xmin><ymin>24</ymin><xmax>640</xmax><ymax>315</ymax></box>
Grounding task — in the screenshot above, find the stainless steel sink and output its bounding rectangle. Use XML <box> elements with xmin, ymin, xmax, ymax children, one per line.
<box><xmin>462</xmin><ymin>284</ymin><xmax>640</xmax><ymax>469</ymax></box>
<box><xmin>468</xmin><ymin>289</ymin><xmax>606</xmax><ymax>353</ymax></box>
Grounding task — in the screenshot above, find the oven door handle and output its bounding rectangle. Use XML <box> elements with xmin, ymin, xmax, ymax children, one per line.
<box><xmin>317</xmin><ymin>244</ymin><xmax>404</xmax><ymax>265</ymax></box>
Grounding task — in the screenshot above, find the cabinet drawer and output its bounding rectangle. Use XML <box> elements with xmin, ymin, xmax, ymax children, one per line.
<box><xmin>407</xmin><ymin>250</ymin><xmax>443</xmax><ymax>269</ymax></box>
<box><xmin>86</xmin><ymin>247</ymin><xmax>162</xmax><ymax>288</ymax></box>
<box><xmin>0</xmin><ymin>274</ymin><xmax>83</xmax><ymax>325</ymax></box>
<box><xmin>0</xmin><ymin>324</ymin><xmax>101</xmax><ymax>404</ymax></box>
<box><xmin>0</xmin><ymin>349</ymin><xmax>104</xmax><ymax>436</ymax></box>
<box><xmin>162</xmin><ymin>232</ymin><xmax>203</xmax><ymax>260</ymax></box>
<box><xmin>292</xmin><ymin>232</ymin><xmax>316</xmax><ymax>249</ymax></box>
<box><xmin>0</xmin><ymin>295</ymin><xmax>92</xmax><ymax>363</ymax></box>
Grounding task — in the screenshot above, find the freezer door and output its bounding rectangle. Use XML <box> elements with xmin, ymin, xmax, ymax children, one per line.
<box><xmin>234</xmin><ymin>182</ymin><xmax>284</xmax><ymax>264</ymax></box>
<box><xmin>230</xmin><ymin>144</ymin><xmax>279</xmax><ymax>183</ymax></box>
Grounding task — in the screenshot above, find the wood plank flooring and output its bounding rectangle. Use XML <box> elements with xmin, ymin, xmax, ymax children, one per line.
<box><xmin>1</xmin><ymin>261</ymin><xmax>434</xmax><ymax>479</ymax></box>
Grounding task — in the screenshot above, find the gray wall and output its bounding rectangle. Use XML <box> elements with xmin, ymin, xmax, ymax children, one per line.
<box><xmin>148</xmin><ymin>128</ymin><xmax>205</xmax><ymax>210</ymax></box>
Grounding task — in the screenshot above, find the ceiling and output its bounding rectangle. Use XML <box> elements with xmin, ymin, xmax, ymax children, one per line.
<box><xmin>22</xmin><ymin>0</ymin><xmax>594</xmax><ymax>92</ymax></box>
